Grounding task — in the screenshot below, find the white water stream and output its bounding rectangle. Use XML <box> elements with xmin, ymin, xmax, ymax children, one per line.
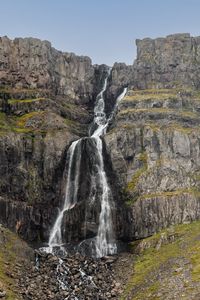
<box><xmin>91</xmin><ymin>76</ymin><xmax>127</xmax><ymax>257</ymax></box>
<box><xmin>48</xmin><ymin>139</ymin><xmax>81</xmax><ymax>249</ymax></box>
<box><xmin>48</xmin><ymin>69</ymin><xmax>127</xmax><ymax>257</ymax></box>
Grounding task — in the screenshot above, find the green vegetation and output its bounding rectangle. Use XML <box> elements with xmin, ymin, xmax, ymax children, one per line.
<box><xmin>8</xmin><ymin>97</ymin><xmax>46</xmax><ymax>104</ymax></box>
<box><xmin>64</xmin><ymin>102</ymin><xmax>87</xmax><ymax>117</ymax></box>
<box><xmin>0</xmin><ymin>108</ymin><xmax>84</xmax><ymax>137</ymax></box>
<box><xmin>127</xmin><ymin>154</ymin><xmax>147</xmax><ymax>190</ymax></box>
<box><xmin>139</xmin><ymin>187</ymin><xmax>200</xmax><ymax>200</ymax></box>
<box><xmin>125</xmin><ymin>151</ymin><xmax>148</xmax><ymax>206</ymax></box>
<box><xmin>124</xmin><ymin>89</ymin><xmax>179</xmax><ymax>102</ymax></box>
<box><xmin>121</xmin><ymin>221</ymin><xmax>200</xmax><ymax>300</ymax></box>
<box><xmin>180</xmin><ymin>110</ymin><xmax>198</xmax><ymax>118</ymax></box>
<box><xmin>0</xmin><ymin>226</ymin><xmax>27</xmax><ymax>299</ymax></box>
<box><xmin>145</xmin><ymin>122</ymin><xmax>198</xmax><ymax>134</ymax></box>
<box><xmin>16</xmin><ymin>111</ymin><xmax>44</xmax><ymax>128</ymax></box>
<box><xmin>125</xmin><ymin>186</ymin><xmax>196</xmax><ymax>207</ymax></box>
<box><xmin>114</xmin><ymin>122</ymin><xmax>198</xmax><ymax>136</ymax></box>
<box><xmin>119</xmin><ymin>107</ymin><xmax>199</xmax><ymax>119</ymax></box>
<box><xmin>138</xmin><ymin>151</ymin><xmax>147</xmax><ymax>163</ymax></box>
<box><xmin>123</xmin><ymin>88</ymin><xmax>200</xmax><ymax>103</ymax></box>
<box><xmin>0</xmin><ymin>111</ymin><xmax>46</xmax><ymax>135</ymax></box>
<box><xmin>0</xmin><ymin>112</ymin><xmax>11</xmax><ymax>131</ymax></box>
<box><xmin>0</xmin><ymin>112</ymin><xmax>17</xmax><ymax>134</ymax></box>
<box><xmin>126</xmin><ymin>167</ymin><xmax>146</xmax><ymax>193</ymax></box>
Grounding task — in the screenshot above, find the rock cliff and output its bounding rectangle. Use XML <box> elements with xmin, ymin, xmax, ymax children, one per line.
<box><xmin>1</xmin><ymin>33</ymin><xmax>200</xmax><ymax>248</ymax></box>
<box><xmin>133</xmin><ymin>33</ymin><xmax>200</xmax><ymax>89</ymax></box>
<box><xmin>0</xmin><ymin>36</ymin><xmax>109</xmax><ymax>241</ymax></box>
<box><xmin>0</xmin><ymin>36</ymin><xmax>95</xmax><ymax>101</ymax></box>
<box><xmin>105</xmin><ymin>33</ymin><xmax>200</xmax><ymax>241</ymax></box>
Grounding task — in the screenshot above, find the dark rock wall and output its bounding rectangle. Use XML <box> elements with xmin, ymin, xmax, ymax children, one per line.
<box><xmin>1</xmin><ymin>33</ymin><xmax>200</xmax><ymax>245</ymax></box>
<box><xmin>105</xmin><ymin>63</ymin><xmax>133</xmax><ymax>115</ymax></box>
<box><xmin>0</xmin><ymin>36</ymin><xmax>113</xmax><ymax>242</ymax></box>
<box><xmin>0</xmin><ymin>36</ymin><xmax>95</xmax><ymax>102</ymax></box>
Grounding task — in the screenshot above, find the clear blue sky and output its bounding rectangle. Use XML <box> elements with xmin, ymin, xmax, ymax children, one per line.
<box><xmin>0</xmin><ymin>0</ymin><xmax>200</xmax><ymax>66</ymax></box>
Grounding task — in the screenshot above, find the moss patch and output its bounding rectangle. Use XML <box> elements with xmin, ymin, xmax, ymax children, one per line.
<box><xmin>121</xmin><ymin>221</ymin><xmax>200</xmax><ymax>300</ymax></box>
<box><xmin>8</xmin><ymin>97</ymin><xmax>46</xmax><ymax>104</ymax></box>
<box><xmin>64</xmin><ymin>102</ymin><xmax>88</xmax><ymax>117</ymax></box>
<box><xmin>0</xmin><ymin>226</ymin><xmax>32</xmax><ymax>299</ymax></box>
<box><xmin>0</xmin><ymin>111</ymin><xmax>49</xmax><ymax>136</ymax></box>
<box><xmin>123</xmin><ymin>88</ymin><xmax>200</xmax><ymax>102</ymax></box>
<box><xmin>16</xmin><ymin>111</ymin><xmax>45</xmax><ymax>128</ymax></box>
<box><xmin>112</xmin><ymin>122</ymin><xmax>199</xmax><ymax>136</ymax></box>
<box><xmin>139</xmin><ymin>187</ymin><xmax>200</xmax><ymax>200</ymax></box>
<box><xmin>145</xmin><ymin>122</ymin><xmax>198</xmax><ymax>134</ymax></box>
<box><xmin>126</xmin><ymin>166</ymin><xmax>147</xmax><ymax>193</ymax></box>
<box><xmin>119</xmin><ymin>107</ymin><xmax>199</xmax><ymax>119</ymax></box>
<box><xmin>0</xmin><ymin>110</ymin><xmax>83</xmax><ymax>136</ymax></box>
<box><xmin>0</xmin><ymin>112</ymin><xmax>17</xmax><ymax>134</ymax></box>
<box><xmin>125</xmin><ymin>151</ymin><xmax>148</xmax><ymax>206</ymax></box>
<box><xmin>124</xmin><ymin>90</ymin><xmax>179</xmax><ymax>102</ymax></box>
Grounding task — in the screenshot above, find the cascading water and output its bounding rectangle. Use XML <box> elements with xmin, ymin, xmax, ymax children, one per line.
<box><xmin>91</xmin><ymin>78</ymin><xmax>127</xmax><ymax>257</ymax></box>
<box><xmin>48</xmin><ymin>139</ymin><xmax>82</xmax><ymax>249</ymax></box>
<box><xmin>47</xmin><ymin>69</ymin><xmax>127</xmax><ymax>257</ymax></box>
<box><xmin>92</xmin><ymin>135</ymin><xmax>116</xmax><ymax>257</ymax></box>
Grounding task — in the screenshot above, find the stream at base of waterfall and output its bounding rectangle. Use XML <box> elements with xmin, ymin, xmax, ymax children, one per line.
<box><xmin>45</xmin><ymin>69</ymin><xmax>127</xmax><ymax>258</ymax></box>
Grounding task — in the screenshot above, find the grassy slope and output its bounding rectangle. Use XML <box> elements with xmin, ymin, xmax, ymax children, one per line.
<box><xmin>0</xmin><ymin>225</ymin><xmax>33</xmax><ymax>300</ymax></box>
<box><xmin>120</xmin><ymin>221</ymin><xmax>200</xmax><ymax>300</ymax></box>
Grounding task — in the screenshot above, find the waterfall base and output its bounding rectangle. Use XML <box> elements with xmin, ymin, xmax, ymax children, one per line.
<box><xmin>20</xmin><ymin>247</ymin><xmax>122</xmax><ymax>300</ymax></box>
<box><xmin>47</xmin><ymin>69</ymin><xmax>127</xmax><ymax>259</ymax></box>
<box><xmin>40</xmin><ymin>237</ymin><xmax>127</xmax><ymax>260</ymax></box>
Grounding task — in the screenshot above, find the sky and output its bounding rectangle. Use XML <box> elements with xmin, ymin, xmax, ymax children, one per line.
<box><xmin>0</xmin><ymin>0</ymin><xmax>200</xmax><ymax>66</ymax></box>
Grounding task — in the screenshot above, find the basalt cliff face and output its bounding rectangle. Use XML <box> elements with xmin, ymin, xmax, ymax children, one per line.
<box><xmin>1</xmin><ymin>33</ymin><xmax>200</xmax><ymax>248</ymax></box>
<box><xmin>106</xmin><ymin>33</ymin><xmax>200</xmax><ymax>241</ymax></box>
<box><xmin>133</xmin><ymin>33</ymin><xmax>200</xmax><ymax>89</ymax></box>
<box><xmin>0</xmin><ymin>36</ymin><xmax>128</xmax><ymax>242</ymax></box>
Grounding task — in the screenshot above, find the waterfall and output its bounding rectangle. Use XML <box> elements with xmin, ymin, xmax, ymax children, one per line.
<box><xmin>107</xmin><ymin>87</ymin><xmax>127</xmax><ymax>123</ymax></box>
<box><xmin>48</xmin><ymin>139</ymin><xmax>81</xmax><ymax>249</ymax></box>
<box><xmin>48</xmin><ymin>69</ymin><xmax>127</xmax><ymax>257</ymax></box>
<box><xmin>92</xmin><ymin>135</ymin><xmax>117</xmax><ymax>257</ymax></box>
<box><xmin>91</xmin><ymin>79</ymin><xmax>127</xmax><ymax>257</ymax></box>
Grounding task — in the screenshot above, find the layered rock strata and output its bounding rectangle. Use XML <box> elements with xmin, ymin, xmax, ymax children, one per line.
<box><xmin>1</xmin><ymin>33</ymin><xmax>200</xmax><ymax>246</ymax></box>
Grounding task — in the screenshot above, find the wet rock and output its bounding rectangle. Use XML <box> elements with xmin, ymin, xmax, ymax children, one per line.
<box><xmin>2</xmin><ymin>33</ymin><xmax>200</xmax><ymax>253</ymax></box>
<box><xmin>17</xmin><ymin>251</ymin><xmax>119</xmax><ymax>300</ymax></box>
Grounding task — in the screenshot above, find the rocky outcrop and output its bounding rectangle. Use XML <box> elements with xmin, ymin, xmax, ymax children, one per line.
<box><xmin>2</xmin><ymin>33</ymin><xmax>200</xmax><ymax>248</ymax></box>
<box><xmin>120</xmin><ymin>221</ymin><xmax>200</xmax><ymax>300</ymax></box>
<box><xmin>0</xmin><ymin>36</ymin><xmax>96</xmax><ymax>102</ymax></box>
<box><xmin>103</xmin><ymin>34</ymin><xmax>200</xmax><ymax>241</ymax></box>
<box><xmin>133</xmin><ymin>33</ymin><xmax>200</xmax><ymax>89</ymax></box>
<box><xmin>0</xmin><ymin>224</ymin><xmax>33</xmax><ymax>299</ymax></box>
<box><xmin>0</xmin><ymin>129</ymin><xmax>78</xmax><ymax>241</ymax></box>
<box><xmin>105</xmin><ymin>87</ymin><xmax>200</xmax><ymax>240</ymax></box>
<box><xmin>0</xmin><ymin>37</ymin><xmax>111</xmax><ymax>242</ymax></box>
<box><xmin>19</xmin><ymin>251</ymin><xmax>121</xmax><ymax>300</ymax></box>
<box><xmin>0</xmin><ymin>224</ymin><xmax>123</xmax><ymax>300</ymax></box>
